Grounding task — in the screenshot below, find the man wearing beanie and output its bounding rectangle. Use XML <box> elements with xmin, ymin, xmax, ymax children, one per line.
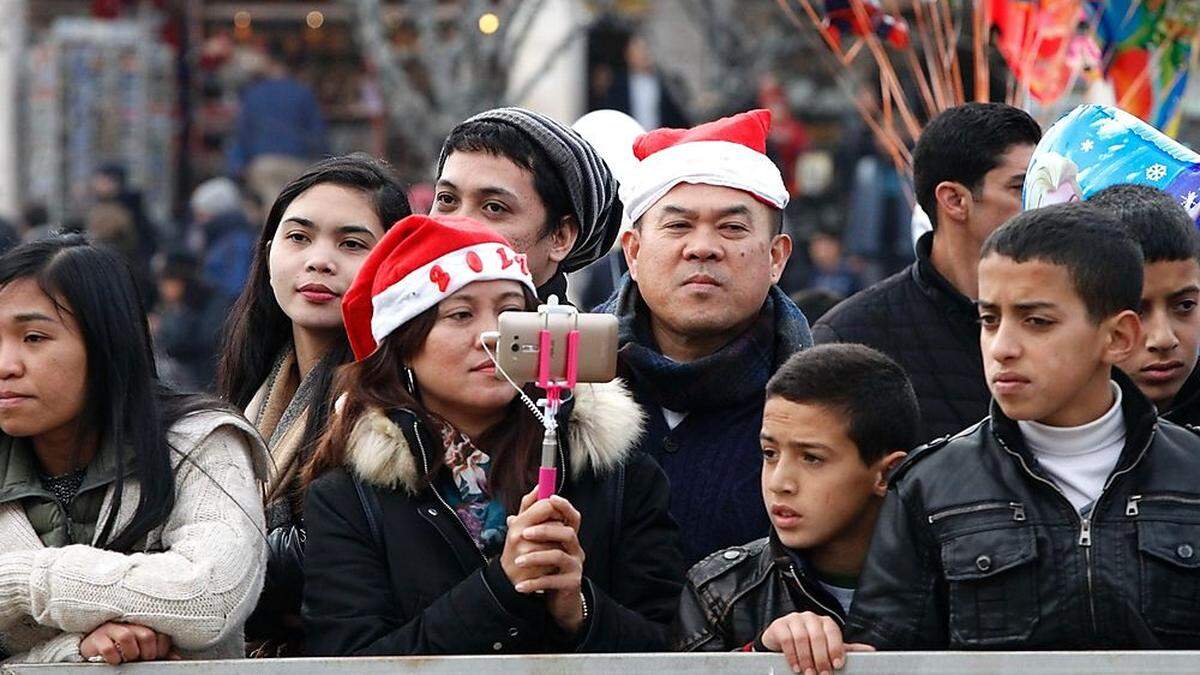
<box><xmin>434</xmin><ymin>107</ymin><xmax>623</xmax><ymax>301</ymax></box>
<box><xmin>597</xmin><ymin>109</ymin><xmax>813</xmax><ymax>566</ymax></box>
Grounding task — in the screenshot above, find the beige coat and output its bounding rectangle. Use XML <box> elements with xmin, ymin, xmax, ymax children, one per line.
<box><xmin>0</xmin><ymin>411</ymin><xmax>269</xmax><ymax>663</ymax></box>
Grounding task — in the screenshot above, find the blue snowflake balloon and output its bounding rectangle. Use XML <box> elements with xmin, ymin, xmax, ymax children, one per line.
<box><xmin>1024</xmin><ymin>104</ymin><xmax>1200</xmax><ymax>226</ymax></box>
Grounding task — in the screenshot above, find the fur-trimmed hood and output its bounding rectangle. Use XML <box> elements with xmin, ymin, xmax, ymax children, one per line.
<box><xmin>344</xmin><ymin>379</ymin><xmax>646</xmax><ymax>493</ymax></box>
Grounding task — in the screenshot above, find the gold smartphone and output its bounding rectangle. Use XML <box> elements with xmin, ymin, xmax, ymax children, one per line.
<box><xmin>495</xmin><ymin>311</ymin><xmax>619</xmax><ymax>384</ymax></box>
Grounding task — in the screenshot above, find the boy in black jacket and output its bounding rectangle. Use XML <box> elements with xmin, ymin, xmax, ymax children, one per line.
<box><xmin>849</xmin><ymin>203</ymin><xmax>1200</xmax><ymax>649</ymax></box>
<box><xmin>674</xmin><ymin>344</ymin><xmax>916</xmax><ymax>672</ymax></box>
<box><xmin>1089</xmin><ymin>184</ymin><xmax>1200</xmax><ymax>426</ymax></box>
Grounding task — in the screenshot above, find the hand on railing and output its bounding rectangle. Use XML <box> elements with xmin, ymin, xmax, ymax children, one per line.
<box><xmin>760</xmin><ymin>611</ymin><xmax>874</xmax><ymax>675</ymax></box>
<box><xmin>80</xmin><ymin>622</ymin><xmax>181</xmax><ymax>665</ymax></box>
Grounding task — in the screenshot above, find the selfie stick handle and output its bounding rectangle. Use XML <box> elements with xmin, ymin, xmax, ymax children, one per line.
<box><xmin>537</xmin><ymin>429</ymin><xmax>558</xmax><ymax>500</ymax></box>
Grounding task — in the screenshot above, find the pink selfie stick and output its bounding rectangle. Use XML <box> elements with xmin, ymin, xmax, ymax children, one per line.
<box><xmin>533</xmin><ymin>298</ymin><xmax>580</xmax><ymax>500</ymax></box>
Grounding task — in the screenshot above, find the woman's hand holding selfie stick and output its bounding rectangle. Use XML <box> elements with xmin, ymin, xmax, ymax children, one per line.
<box><xmin>488</xmin><ymin>296</ymin><xmax>589</xmax><ymax>634</ymax></box>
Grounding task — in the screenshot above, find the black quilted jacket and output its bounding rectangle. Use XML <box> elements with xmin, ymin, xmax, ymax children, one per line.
<box><xmin>813</xmin><ymin>233</ymin><xmax>988</xmax><ymax>444</ymax></box>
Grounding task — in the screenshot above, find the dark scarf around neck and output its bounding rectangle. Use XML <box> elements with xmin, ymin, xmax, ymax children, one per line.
<box><xmin>612</xmin><ymin>281</ymin><xmax>813</xmax><ymax>412</ymax></box>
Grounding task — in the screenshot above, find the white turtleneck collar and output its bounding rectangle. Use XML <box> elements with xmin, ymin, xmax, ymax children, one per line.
<box><xmin>1017</xmin><ymin>382</ymin><xmax>1125</xmax><ymax>514</ymax></box>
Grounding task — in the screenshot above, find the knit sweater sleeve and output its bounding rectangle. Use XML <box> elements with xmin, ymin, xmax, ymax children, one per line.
<box><xmin>3</xmin><ymin>632</ymin><xmax>84</xmax><ymax>664</ymax></box>
<box><xmin>0</xmin><ymin>425</ymin><xmax>267</xmax><ymax>651</ymax></box>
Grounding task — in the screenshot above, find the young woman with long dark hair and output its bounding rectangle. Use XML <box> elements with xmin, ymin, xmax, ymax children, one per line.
<box><xmin>216</xmin><ymin>154</ymin><xmax>411</xmax><ymax>655</ymax></box>
<box><xmin>301</xmin><ymin>214</ymin><xmax>684</xmax><ymax>655</ymax></box>
<box><xmin>0</xmin><ymin>235</ymin><xmax>268</xmax><ymax>664</ymax></box>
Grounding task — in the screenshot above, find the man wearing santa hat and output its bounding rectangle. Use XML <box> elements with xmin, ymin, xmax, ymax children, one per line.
<box><xmin>597</xmin><ymin>109</ymin><xmax>813</xmax><ymax>566</ymax></box>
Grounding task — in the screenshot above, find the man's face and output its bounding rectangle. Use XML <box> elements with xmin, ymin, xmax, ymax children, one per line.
<box><xmin>965</xmin><ymin>144</ymin><xmax>1035</xmax><ymax>245</ymax></box>
<box><xmin>978</xmin><ymin>255</ymin><xmax>1135</xmax><ymax>426</ymax></box>
<box><xmin>622</xmin><ymin>183</ymin><xmax>791</xmax><ymax>348</ymax></box>
<box><xmin>1116</xmin><ymin>259</ymin><xmax>1200</xmax><ymax>409</ymax></box>
<box><xmin>434</xmin><ymin>150</ymin><xmax>576</xmax><ymax>287</ymax></box>
<box><xmin>760</xmin><ymin>397</ymin><xmax>889</xmax><ymax>552</ymax></box>
<box><xmin>90</xmin><ymin>174</ymin><xmax>120</xmax><ymax>201</ymax></box>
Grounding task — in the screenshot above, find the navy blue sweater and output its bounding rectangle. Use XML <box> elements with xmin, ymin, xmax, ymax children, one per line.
<box><xmin>598</xmin><ymin>281</ymin><xmax>812</xmax><ymax>566</ymax></box>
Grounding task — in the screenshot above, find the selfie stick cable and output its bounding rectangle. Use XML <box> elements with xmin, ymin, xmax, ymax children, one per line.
<box><xmin>481</xmin><ymin>295</ymin><xmax>580</xmax><ymax>501</ymax></box>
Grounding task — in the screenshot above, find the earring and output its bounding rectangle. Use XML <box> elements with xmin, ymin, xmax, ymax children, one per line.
<box><xmin>403</xmin><ymin>365</ymin><xmax>417</xmax><ymax>396</ymax></box>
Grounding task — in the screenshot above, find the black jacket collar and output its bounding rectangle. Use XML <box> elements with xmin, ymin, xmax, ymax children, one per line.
<box><xmin>537</xmin><ymin>270</ymin><xmax>570</xmax><ymax>304</ymax></box>
<box><xmin>912</xmin><ymin>232</ymin><xmax>978</xmax><ymax>325</ymax></box>
<box><xmin>766</xmin><ymin>530</ymin><xmax>849</xmax><ymax>623</ymax></box>
<box><xmin>989</xmin><ymin>370</ymin><xmax>1159</xmax><ymax>480</ymax></box>
<box><xmin>1164</xmin><ymin>364</ymin><xmax>1200</xmax><ymax>426</ymax></box>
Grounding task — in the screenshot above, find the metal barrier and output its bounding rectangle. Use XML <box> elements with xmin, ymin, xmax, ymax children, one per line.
<box><xmin>5</xmin><ymin>652</ymin><xmax>1200</xmax><ymax>674</ymax></box>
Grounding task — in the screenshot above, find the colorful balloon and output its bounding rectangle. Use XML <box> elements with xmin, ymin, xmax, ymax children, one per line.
<box><xmin>1024</xmin><ymin>104</ymin><xmax>1200</xmax><ymax>225</ymax></box>
<box><xmin>1087</xmin><ymin>0</ymin><xmax>1200</xmax><ymax>136</ymax></box>
<box><xmin>991</xmin><ymin>0</ymin><xmax>1085</xmax><ymax>105</ymax></box>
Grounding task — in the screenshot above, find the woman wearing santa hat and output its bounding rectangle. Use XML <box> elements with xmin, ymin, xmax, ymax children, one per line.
<box><xmin>300</xmin><ymin>214</ymin><xmax>683</xmax><ymax>655</ymax></box>
<box><xmin>215</xmin><ymin>154</ymin><xmax>412</xmax><ymax>656</ymax></box>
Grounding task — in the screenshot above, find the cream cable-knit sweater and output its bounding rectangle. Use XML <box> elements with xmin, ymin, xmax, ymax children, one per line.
<box><xmin>0</xmin><ymin>411</ymin><xmax>270</xmax><ymax>664</ymax></box>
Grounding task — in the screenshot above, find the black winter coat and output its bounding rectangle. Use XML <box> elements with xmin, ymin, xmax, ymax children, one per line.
<box><xmin>1163</xmin><ymin>365</ymin><xmax>1200</xmax><ymax>427</ymax></box>
<box><xmin>673</xmin><ymin>534</ymin><xmax>847</xmax><ymax>651</ymax></box>
<box><xmin>847</xmin><ymin>374</ymin><xmax>1200</xmax><ymax>649</ymax></box>
<box><xmin>302</xmin><ymin>381</ymin><xmax>685</xmax><ymax>656</ymax></box>
<box><xmin>813</xmin><ymin>233</ymin><xmax>989</xmax><ymax>444</ymax></box>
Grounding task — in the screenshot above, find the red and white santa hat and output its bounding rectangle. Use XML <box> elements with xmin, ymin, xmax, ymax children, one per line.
<box><xmin>342</xmin><ymin>214</ymin><xmax>536</xmax><ymax>360</ymax></box>
<box><xmin>619</xmin><ymin>109</ymin><xmax>789</xmax><ymax>225</ymax></box>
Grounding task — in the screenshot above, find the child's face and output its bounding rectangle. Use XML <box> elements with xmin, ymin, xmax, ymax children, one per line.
<box><xmin>978</xmin><ymin>254</ymin><xmax>1139</xmax><ymax>426</ymax></box>
<box><xmin>1116</xmin><ymin>259</ymin><xmax>1200</xmax><ymax>409</ymax></box>
<box><xmin>158</xmin><ymin>278</ymin><xmax>185</xmax><ymax>306</ymax></box>
<box><xmin>760</xmin><ymin>397</ymin><xmax>889</xmax><ymax>552</ymax></box>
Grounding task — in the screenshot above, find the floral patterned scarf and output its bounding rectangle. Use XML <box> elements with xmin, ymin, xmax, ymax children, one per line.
<box><xmin>436</xmin><ymin>423</ymin><xmax>508</xmax><ymax>558</ymax></box>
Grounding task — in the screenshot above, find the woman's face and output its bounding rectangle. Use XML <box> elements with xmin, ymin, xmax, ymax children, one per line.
<box><xmin>268</xmin><ymin>183</ymin><xmax>385</xmax><ymax>334</ymax></box>
<box><xmin>0</xmin><ymin>279</ymin><xmax>88</xmax><ymax>439</ymax></box>
<box><xmin>409</xmin><ymin>280</ymin><xmax>529</xmax><ymax>426</ymax></box>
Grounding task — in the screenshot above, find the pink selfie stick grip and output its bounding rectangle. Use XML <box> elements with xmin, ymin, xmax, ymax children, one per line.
<box><xmin>537</xmin><ymin>467</ymin><xmax>557</xmax><ymax>500</ymax></box>
<box><xmin>537</xmin><ymin>329</ymin><xmax>553</xmax><ymax>388</ymax></box>
<box><xmin>565</xmin><ymin>330</ymin><xmax>579</xmax><ymax>388</ymax></box>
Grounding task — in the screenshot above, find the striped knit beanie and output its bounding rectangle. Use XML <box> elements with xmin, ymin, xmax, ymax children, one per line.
<box><xmin>436</xmin><ymin>107</ymin><xmax>623</xmax><ymax>275</ymax></box>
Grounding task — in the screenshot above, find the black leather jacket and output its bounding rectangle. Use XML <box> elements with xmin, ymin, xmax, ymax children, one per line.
<box><xmin>673</xmin><ymin>534</ymin><xmax>848</xmax><ymax>651</ymax></box>
<box><xmin>848</xmin><ymin>373</ymin><xmax>1200</xmax><ymax>649</ymax></box>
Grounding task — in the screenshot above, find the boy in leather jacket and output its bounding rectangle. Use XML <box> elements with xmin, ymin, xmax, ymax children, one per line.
<box><xmin>1089</xmin><ymin>185</ymin><xmax>1200</xmax><ymax>427</ymax></box>
<box><xmin>673</xmin><ymin>344</ymin><xmax>916</xmax><ymax>672</ymax></box>
<box><xmin>849</xmin><ymin>203</ymin><xmax>1200</xmax><ymax>649</ymax></box>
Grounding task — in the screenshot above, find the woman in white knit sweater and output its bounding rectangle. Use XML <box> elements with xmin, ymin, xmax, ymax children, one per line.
<box><xmin>0</xmin><ymin>236</ymin><xmax>269</xmax><ymax>664</ymax></box>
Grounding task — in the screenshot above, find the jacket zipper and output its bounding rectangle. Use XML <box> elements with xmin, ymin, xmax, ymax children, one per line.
<box><xmin>784</xmin><ymin>564</ymin><xmax>845</xmax><ymax>627</ymax></box>
<box><xmin>927</xmin><ymin>501</ymin><xmax>1026</xmax><ymax>524</ymax></box>
<box><xmin>1125</xmin><ymin>493</ymin><xmax>1200</xmax><ymax>516</ymax></box>
<box><xmin>413</xmin><ymin>420</ymin><xmax>487</xmax><ymax>565</ymax></box>
<box><xmin>995</xmin><ymin>425</ymin><xmax>1155</xmax><ymax>637</ymax></box>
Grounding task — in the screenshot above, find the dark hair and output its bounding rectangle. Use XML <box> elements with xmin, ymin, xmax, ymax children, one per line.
<box><xmin>914</xmin><ymin>103</ymin><xmax>1041</xmax><ymax>228</ymax></box>
<box><xmin>1088</xmin><ymin>184</ymin><xmax>1199</xmax><ymax>263</ymax></box>
<box><xmin>157</xmin><ymin>248</ymin><xmax>210</xmax><ymax>311</ymax></box>
<box><xmin>440</xmin><ymin>120</ymin><xmax>574</xmax><ymax>237</ymax></box>
<box><xmin>789</xmin><ymin>288</ymin><xmax>843</xmax><ymax>323</ymax></box>
<box><xmin>304</xmin><ymin>287</ymin><xmax>543</xmax><ymax>513</ymax></box>
<box><xmin>981</xmin><ymin>202</ymin><xmax>1144</xmax><ymax>321</ymax></box>
<box><xmin>217</xmin><ymin>154</ymin><xmax>411</xmax><ymax>502</ymax></box>
<box><xmin>0</xmin><ymin>235</ymin><xmax>228</xmax><ymax>551</ymax></box>
<box><xmin>766</xmin><ymin>344</ymin><xmax>919</xmax><ymax>464</ymax></box>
